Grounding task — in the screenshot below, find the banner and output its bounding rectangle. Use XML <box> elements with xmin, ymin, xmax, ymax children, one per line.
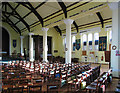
<box><xmin>76</xmin><ymin>39</ymin><xmax>81</xmax><ymax>50</ymax></box>
<box><xmin>99</xmin><ymin>36</ymin><xmax>107</xmax><ymax>51</ymax></box>
<box><xmin>13</xmin><ymin>40</ymin><xmax>17</xmax><ymax>48</ymax></box>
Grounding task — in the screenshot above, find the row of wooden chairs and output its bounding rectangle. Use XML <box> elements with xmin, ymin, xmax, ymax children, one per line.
<box><xmin>86</xmin><ymin>69</ymin><xmax>112</xmax><ymax>93</ymax></box>
<box><xmin>2</xmin><ymin>61</ymin><xmax>91</xmax><ymax>93</ymax></box>
<box><xmin>66</xmin><ymin>65</ymin><xmax>101</xmax><ymax>92</ymax></box>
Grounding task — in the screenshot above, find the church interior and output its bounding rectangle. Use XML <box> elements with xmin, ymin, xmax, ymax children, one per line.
<box><xmin>0</xmin><ymin>0</ymin><xmax>120</xmax><ymax>93</ymax></box>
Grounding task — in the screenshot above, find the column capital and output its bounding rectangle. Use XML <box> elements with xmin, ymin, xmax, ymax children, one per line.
<box><xmin>64</xmin><ymin>19</ymin><xmax>74</xmax><ymax>25</ymax></box>
<box><xmin>41</xmin><ymin>27</ymin><xmax>49</xmax><ymax>32</ymax></box>
<box><xmin>108</xmin><ymin>2</ymin><xmax>119</xmax><ymax>10</ymax></box>
<box><xmin>29</xmin><ymin>33</ymin><xmax>34</xmax><ymax>36</ymax></box>
<box><xmin>20</xmin><ymin>36</ymin><xmax>24</xmax><ymax>39</ymax></box>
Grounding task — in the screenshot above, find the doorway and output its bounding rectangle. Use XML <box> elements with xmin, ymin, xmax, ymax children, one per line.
<box><xmin>2</xmin><ymin>27</ymin><xmax>10</xmax><ymax>56</ymax></box>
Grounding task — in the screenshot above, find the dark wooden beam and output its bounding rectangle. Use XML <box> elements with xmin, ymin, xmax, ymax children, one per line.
<box><xmin>73</xmin><ymin>21</ymin><xmax>79</xmax><ymax>33</ymax></box>
<box><xmin>96</xmin><ymin>12</ymin><xmax>104</xmax><ymax>28</ymax></box>
<box><xmin>7</xmin><ymin>2</ymin><xmax>30</xmax><ymax>32</ymax></box>
<box><xmin>16</xmin><ymin>1</ymin><xmax>46</xmax><ymax>25</ymax></box>
<box><xmin>62</xmin><ymin>18</ymin><xmax>112</xmax><ymax>32</ymax></box>
<box><xmin>21</xmin><ymin>1</ymin><xmax>90</xmax><ymax>31</ymax></box>
<box><xmin>35</xmin><ymin>1</ymin><xmax>47</xmax><ymax>9</ymax></box>
<box><xmin>3</xmin><ymin>13</ymin><xmax>21</xmax><ymax>35</ymax></box>
<box><xmin>2</xmin><ymin>3</ymin><xmax>5</xmax><ymax>8</ymax></box>
<box><xmin>57</xmin><ymin>0</ymin><xmax>67</xmax><ymax>18</ymax></box>
<box><xmin>54</xmin><ymin>26</ymin><xmax>62</xmax><ymax>36</ymax></box>
<box><xmin>67</xmin><ymin>2</ymin><xmax>90</xmax><ymax>12</ymax></box>
<box><xmin>14</xmin><ymin>3</ymin><xmax>20</xmax><ymax>11</ymax></box>
<box><xmin>18</xmin><ymin>2</ymin><xmax>31</xmax><ymax>10</ymax></box>
<box><xmin>27</xmin><ymin>2</ymin><xmax>44</xmax><ymax>27</ymax></box>
<box><xmin>5</xmin><ymin>3</ymin><xmax>7</xmax><ymax>13</ymax></box>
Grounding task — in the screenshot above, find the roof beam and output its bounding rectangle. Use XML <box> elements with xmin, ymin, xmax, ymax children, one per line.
<box><xmin>7</xmin><ymin>22</ymin><xmax>19</xmax><ymax>33</ymax></box>
<box><xmin>14</xmin><ymin>3</ymin><xmax>20</xmax><ymax>11</ymax></box>
<box><xmin>35</xmin><ymin>1</ymin><xmax>47</xmax><ymax>9</ymax></box>
<box><xmin>7</xmin><ymin>2</ymin><xmax>30</xmax><ymax>32</ymax></box>
<box><xmin>16</xmin><ymin>1</ymin><xmax>46</xmax><ymax>24</ymax></box>
<box><xmin>27</xmin><ymin>2</ymin><xmax>44</xmax><ymax>27</ymax></box>
<box><xmin>18</xmin><ymin>2</ymin><xmax>31</xmax><ymax>10</ymax></box>
<box><xmin>54</xmin><ymin>26</ymin><xmax>62</xmax><ymax>36</ymax></box>
<box><xmin>3</xmin><ymin>13</ymin><xmax>21</xmax><ymax>35</ymax></box>
<box><xmin>2</xmin><ymin>3</ymin><xmax>5</xmax><ymax>8</ymax></box>
<box><xmin>57</xmin><ymin>0</ymin><xmax>67</xmax><ymax>18</ymax></box>
<box><xmin>73</xmin><ymin>21</ymin><xmax>79</xmax><ymax>33</ymax></box>
<box><xmin>96</xmin><ymin>12</ymin><xmax>104</xmax><ymax>28</ymax></box>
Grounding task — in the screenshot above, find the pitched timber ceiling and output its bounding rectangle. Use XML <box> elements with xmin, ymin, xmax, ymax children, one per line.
<box><xmin>1</xmin><ymin>0</ymin><xmax>113</xmax><ymax>36</ymax></box>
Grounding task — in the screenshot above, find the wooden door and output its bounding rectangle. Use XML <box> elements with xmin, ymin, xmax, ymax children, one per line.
<box><xmin>105</xmin><ymin>51</ymin><xmax>111</xmax><ymax>62</ymax></box>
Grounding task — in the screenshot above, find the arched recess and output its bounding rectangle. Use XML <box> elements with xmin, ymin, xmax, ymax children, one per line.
<box><xmin>1</xmin><ymin>26</ymin><xmax>11</xmax><ymax>55</ymax></box>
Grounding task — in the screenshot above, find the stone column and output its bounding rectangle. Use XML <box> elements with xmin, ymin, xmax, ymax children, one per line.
<box><xmin>29</xmin><ymin>33</ymin><xmax>34</xmax><ymax>62</ymax></box>
<box><xmin>108</xmin><ymin>2</ymin><xmax>120</xmax><ymax>77</ymax></box>
<box><xmin>42</xmin><ymin>27</ymin><xmax>49</xmax><ymax>62</ymax></box>
<box><xmin>20</xmin><ymin>36</ymin><xmax>24</xmax><ymax>56</ymax></box>
<box><xmin>64</xmin><ymin>19</ymin><xmax>74</xmax><ymax>64</ymax></box>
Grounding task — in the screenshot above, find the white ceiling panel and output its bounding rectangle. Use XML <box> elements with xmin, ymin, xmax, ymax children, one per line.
<box><xmin>9</xmin><ymin>16</ymin><xmax>19</xmax><ymax>23</ymax></box>
<box><xmin>16</xmin><ymin>4</ymin><xmax>30</xmax><ymax>17</ymax></box>
<box><xmin>24</xmin><ymin>13</ymin><xmax>38</xmax><ymax>25</ymax></box>
<box><xmin>37</xmin><ymin>2</ymin><xmax>61</xmax><ymax>18</ymax></box>
<box><xmin>16</xmin><ymin>21</ymin><xmax>26</xmax><ymax>30</ymax></box>
<box><xmin>30</xmin><ymin>2</ymin><xmax>43</xmax><ymax>8</ymax></box>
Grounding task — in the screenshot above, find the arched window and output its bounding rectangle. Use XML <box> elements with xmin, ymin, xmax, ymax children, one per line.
<box><xmin>94</xmin><ymin>32</ymin><xmax>99</xmax><ymax>50</ymax></box>
<box><xmin>88</xmin><ymin>33</ymin><xmax>92</xmax><ymax>50</ymax></box>
<box><xmin>83</xmin><ymin>34</ymin><xmax>87</xmax><ymax>42</ymax></box>
<box><xmin>88</xmin><ymin>33</ymin><xmax>92</xmax><ymax>41</ymax></box>
<box><xmin>82</xmin><ymin>34</ymin><xmax>87</xmax><ymax>50</ymax></box>
<box><xmin>94</xmin><ymin>33</ymin><xmax>99</xmax><ymax>41</ymax></box>
<box><xmin>109</xmin><ymin>30</ymin><xmax>112</xmax><ymax>42</ymax></box>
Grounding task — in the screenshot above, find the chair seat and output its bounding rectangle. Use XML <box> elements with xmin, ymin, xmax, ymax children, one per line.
<box><xmin>35</xmin><ymin>79</ymin><xmax>42</xmax><ymax>82</ymax></box>
<box><xmin>115</xmin><ymin>88</ymin><xmax>120</xmax><ymax>93</ymax></box>
<box><xmin>117</xmin><ymin>85</ymin><xmax>120</xmax><ymax>89</ymax></box>
<box><xmin>61</xmin><ymin>80</ymin><xmax>66</xmax><ymax>87</ymax></box>
<box><xmin>86</xmin><ymin>85</ymin><xmax>96</xmax><ymax>90</ymax></box>
<box><xmin>49</xmin><ymin>86</ymin><xmax>57</xmax><ymax>89</ymax></box>
<box><xmin>91</xmin><ymin>82</ymin><xmax>97</xmax><ymax>86</ymax></box>
<box><xmin>118</xmin><ymin>81</ymin><xmax>120</xmax><ymax>84</ymax></box>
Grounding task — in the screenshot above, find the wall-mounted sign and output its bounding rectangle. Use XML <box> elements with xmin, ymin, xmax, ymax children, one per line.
<box><xmin>76</xmin><ymin>39</ymin><xmax>81</xmax><ymax>50</ymax></box>
<box><xmin>116</xmin><ymin>50</ymin><xmax>120</xmax><ymax>56</ymax></box>
<box><xmin>99</xmin><ymin>36</ymin><xmax>107</xmax><ymax>51</ymax></box>
<box><xmin>13</xmin><ymin>40</ymin><xmax>17</xmax><ymax>48</ymax></box>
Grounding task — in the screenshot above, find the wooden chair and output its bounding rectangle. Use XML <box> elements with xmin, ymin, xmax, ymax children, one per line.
<box><xmin>86</xmin><ymin>80</ymin><xmax>100</xmax><ymax>93</ymax></box>
<box><xmin>28</xmin><ymin>85</ymin><xmax>42</xmax><ymax>93</ymax></box>
<box><xmin>8</xmin><ymin>87</ymin><xmax>24</xmax><ymax>93</ymax></box>
<box><xmin>47</xmin><ymin>83</ymin><xmax>60</xmax><ymax>93</ymax></box>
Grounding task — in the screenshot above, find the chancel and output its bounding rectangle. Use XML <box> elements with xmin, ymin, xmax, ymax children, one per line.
<box><xmin>1</xmin><ymin>1</ymin><xmax>120</xmax><ymax>93</ymax></box>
